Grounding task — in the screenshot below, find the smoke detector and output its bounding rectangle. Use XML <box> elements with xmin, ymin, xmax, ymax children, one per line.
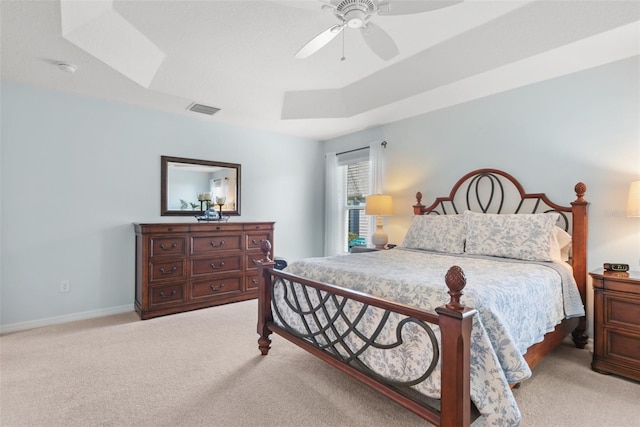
<box><xmin>56</xmin><ymin>62</ymin><xmax>77</xmax><ymax>73</ymax></box>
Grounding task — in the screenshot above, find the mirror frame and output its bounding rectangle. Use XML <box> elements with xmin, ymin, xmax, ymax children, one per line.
<box><xmin>161</xmin><ymin>155</ymin><xmax>241</xmax><ymax>216</ymax></box>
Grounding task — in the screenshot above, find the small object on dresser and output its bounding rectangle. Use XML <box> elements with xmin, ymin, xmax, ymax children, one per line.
<box><xmin>603</xmin><ymin>263</ymin><xmax>629</xmax><ymax>272</ymax></box>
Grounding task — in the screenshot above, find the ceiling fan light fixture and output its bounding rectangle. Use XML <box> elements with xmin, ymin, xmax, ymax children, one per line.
<box><xmin>345</xmin><ymin>10</ymin><xmax>366</xmax><ymax>28</ymax></box>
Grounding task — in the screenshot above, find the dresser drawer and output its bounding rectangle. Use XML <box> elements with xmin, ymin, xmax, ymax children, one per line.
<box><xmin>246</xmin><ymin>232</ymin><xmax>272</xmax><ymax>251</ymax></box>
<box><xmin>245</xmin><ymin>253</ymin><xmax>270</xmax><ymax>271</ymax></box>
<box><xmin>191</xmin><ymin>234</ymin><xmax>243</xmax><ymax>254</ymax></box>
<box><xmin>137</xmin><ymin>224</ymin><xmax>190</xmax><ymax>234</ymax></box>
<box><xmin>605</xmin><ymin>293</ymin><xmax>640</xmax><ymax>332</ymax></box>
<box><xmin>191</xmin><ymin>276</ymin><xmax>242</xmax><ymax>300</ymax></box>
<box><xmin>243</xmin><ymin>223</ymin><xmax>273</xmax><ymax>231</ymax></box>
<box><xmin>149</xmin><ymin>259</ymin><xmax>187</xmax><ymax>282</ymax></box>
<box><xmin>245</xmin><ymin>273</ymin><xmax>261</xmax><ymax>291</ymax></box>
<box><xmin>191</xmin><ymin>255</ymin><xmax>242</xmax><ymax>276</ymax></box>
<box><xmin>150</xmin><ymin>237</ymin><xmax>187</xmax><ymax>258</ymax></box>
<box><xmin>149</xmin><ymin>282</ymin><xmax>186</xmax><ymax>307</ymax></box>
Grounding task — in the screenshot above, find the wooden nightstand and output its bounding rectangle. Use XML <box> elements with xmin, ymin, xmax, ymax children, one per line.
<box><xmin>590</xmin><ymin>269</ymin><xmax>640</xmax><ymax>381</ymax></box>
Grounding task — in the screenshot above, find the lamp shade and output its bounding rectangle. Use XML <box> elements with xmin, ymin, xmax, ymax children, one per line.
<box><xmin>365</xmin><ymin>194</ymin><xmax>393</xmax><ymax>216</ymax></box>
<box><xmin>628</xmin><ymin>180</ymin><xmax>640</xmax><ymax>217</ymax></box>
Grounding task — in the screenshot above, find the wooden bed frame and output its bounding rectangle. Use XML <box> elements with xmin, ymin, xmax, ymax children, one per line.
<box><xmin>255</xmin><ymin>169</ymin><xmax>588</xmax><ymax>427</ymax></box>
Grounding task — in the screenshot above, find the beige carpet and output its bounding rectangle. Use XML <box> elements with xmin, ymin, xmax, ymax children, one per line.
<box><xmin>1</xmin><ymin>300</ymin><xmax>638</xmax><ymax>427</ymax></box>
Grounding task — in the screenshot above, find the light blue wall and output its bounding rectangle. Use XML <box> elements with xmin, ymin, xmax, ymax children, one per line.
<box><xmin>0</xmin><ymin>82</ymin><xmax>324</xmax><ymax>330</ymax></box>
<box><xmin>324</xmin><ymin>56</ymin><xmax>640</xmax><ymax>334</ymax></box>
<box><xmin>2</xmin><ymin>57</ymin><xmax>638</xmax><ymax>332</ymax></box>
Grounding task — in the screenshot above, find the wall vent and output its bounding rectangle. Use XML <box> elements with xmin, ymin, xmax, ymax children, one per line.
<box><xmin>187</xmin><ymin>102</ymin><xmax>220</xmax><ymax>115</ymax></box>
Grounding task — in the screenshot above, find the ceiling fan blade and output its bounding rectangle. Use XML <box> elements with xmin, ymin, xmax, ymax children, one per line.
<box><xmin>377</xmin><ymin>0</ymin><xmax>463</xmax><ymax>15</ymax></box>
<box><xmin>360</xmin><ymin>22</ymin><xmax>399</xmax><ymax>61</ymax></box>
<box><xmin>294</xmin><ymin>24</ymin><xmax>344</xmax><ymax>59</ymax></box>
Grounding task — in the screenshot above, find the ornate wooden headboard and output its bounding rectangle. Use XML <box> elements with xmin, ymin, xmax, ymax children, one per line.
<box><xmin>412</xmin><ymin>168</ymin><xmax>589</xmax><ymax>343</ymax></box>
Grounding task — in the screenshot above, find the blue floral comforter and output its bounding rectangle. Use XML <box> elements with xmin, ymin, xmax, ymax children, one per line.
<box><xmin>279</xmin><ymin>248</ymin><xmax>585</xmax><ymax>426</ymax></box>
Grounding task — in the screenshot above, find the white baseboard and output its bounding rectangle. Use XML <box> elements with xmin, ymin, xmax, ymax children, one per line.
<box><xmin>0</xmin><ymin>304</ymin><xmax>135</xmax><ymax>334</ymax></box>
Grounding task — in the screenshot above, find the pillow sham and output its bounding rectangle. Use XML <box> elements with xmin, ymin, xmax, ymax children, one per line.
<box><xmin>401</xmin><ymin>214</ymin><xmax>466</xmax><ymax>254</ymax></box>
<box><xmin>555</xmin><ymin>226</ymin><xmax>572</xmax><ymax>262</ymax></box>
<box><xmin>464</xmin><ymin>211</ymin><xmax>559</xmax><ymax>262</ymax></box>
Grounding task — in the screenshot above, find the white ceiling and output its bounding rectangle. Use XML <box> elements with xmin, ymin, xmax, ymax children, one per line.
<box><xmin>1</xmin><ymin>0</ymin><xmax>639</xmax><ymax>141</ymax></box>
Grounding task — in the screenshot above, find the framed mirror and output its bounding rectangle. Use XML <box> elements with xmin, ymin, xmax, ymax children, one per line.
<box><xmin>161</xmin><ymin>156</ymin><xmax>241</xmax><ymax>216</ymax></box>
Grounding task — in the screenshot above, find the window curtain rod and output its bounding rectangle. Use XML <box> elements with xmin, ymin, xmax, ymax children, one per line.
<box><xmin>336</xmin><ymin>141</ymin><xmax>387</xmax><ymax>156</ymax></box>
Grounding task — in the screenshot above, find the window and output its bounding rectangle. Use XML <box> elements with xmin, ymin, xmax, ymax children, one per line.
<box><xmin>329</xmin><ymin>149</ymin><xmax>371</xmax><ymax>254</ymax></box>
<box><xmin>325</xmin><ymin>143</ymin><xmax>385</xmax><ymax>256</ymax></box>
<box><xmin>344</xmin><ymin>160</ymin><xmax>371</xmax><ymax>250</ymax></box>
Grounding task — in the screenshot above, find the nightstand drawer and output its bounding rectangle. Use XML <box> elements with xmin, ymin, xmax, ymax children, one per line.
<box><xmin>605</xmin><ymin>293</ymin><xmax>640</xmax><ymax>331</ymax></box>
<box><xmin>603</xmin><ymin>329</ymin><xmax>640</xmax><ymax>367</ymax></box>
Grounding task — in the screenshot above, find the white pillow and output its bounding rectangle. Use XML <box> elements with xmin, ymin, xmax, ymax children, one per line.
<box><xmin>464</xmin><ymin>211</ymin><xmax>560</xmax><ymax>262</ymax></box>
<box><xmin>401</xmin><ymin>215</ymin><xmax>466</xmax><ymax>254</ymax></box>
<box><xmin>555</xmin><ymin>226</ymin><xmax>572</xmax><ymax>262</ymax></box>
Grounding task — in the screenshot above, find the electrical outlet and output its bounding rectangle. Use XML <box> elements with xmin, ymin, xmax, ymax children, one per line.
<box><xmin>59</xmin><ymin>280</ymin><xmax>70</xmax><ymax>293</ymax></box>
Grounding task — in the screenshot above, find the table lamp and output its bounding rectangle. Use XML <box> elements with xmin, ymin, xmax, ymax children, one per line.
<box><xmin>365</xmin><ymin>194</ymin><xmax>393</xmax><ymax>249</ymax></box>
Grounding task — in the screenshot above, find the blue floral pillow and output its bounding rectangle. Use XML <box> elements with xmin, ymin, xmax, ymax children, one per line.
<box><xmin>464</xmin><ymin>211</ymin><xmax>559</xmax><ymax>261</ymax></box>
<box><xmin>401</xmin><ymin>215</ymin><xmax>466</xmax><ymax>254</ymax></box>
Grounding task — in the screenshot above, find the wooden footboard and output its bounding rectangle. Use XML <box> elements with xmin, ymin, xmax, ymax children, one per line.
<box><xmin>255</xmin><ymin>241</ymin><xmax>477</xmax><ymax>427</ymax></box>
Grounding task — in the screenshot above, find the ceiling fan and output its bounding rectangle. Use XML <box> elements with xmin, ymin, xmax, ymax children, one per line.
<box><xmin>294</xmin><ymin>0</ymin><xmax>462</xmax><ymax>61</ymax></box>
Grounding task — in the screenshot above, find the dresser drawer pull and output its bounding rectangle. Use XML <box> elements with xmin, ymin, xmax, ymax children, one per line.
<box><xmin>159</xmin><ymin>243</ymin><xmax>177</xmax><ymax>251</ymax></box>
<box><xmin>159</xmin><ymin>289</ymin><xmax>177</xmax><ymax>298</ymax></box>
<box><xmin>159</xmin><ymin>266</ymin><xmax>177</xmax><ymax>274</ymax></box>
<box><xmin>210</xmin><ymin>283</ymin><xmax>225</xmax><ymax>291</ymax></box>
<box><xmin>252</xmin><ymin>278</ymin><xmax>259</xmax><ymax>284</ymax></box>
<box><xmin>210</xmin><ymin>240</ymin><xmax>225</xmax><ymax>247</ymax></box>
<box><xmin>251</xmin><ymin>238</ymin><xmax>265</xmax><ymax>245</ymax></box>
<box><xmin>210</xmin><ymin>261</ymin><xmax>226</xmax><ymax>269</ymax></box>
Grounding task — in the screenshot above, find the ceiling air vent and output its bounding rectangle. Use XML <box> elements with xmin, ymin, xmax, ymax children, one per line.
<box><xmin>187</xmin><ymin>102</ymin><xmax>220</xmax><ymax>115</ymax></box>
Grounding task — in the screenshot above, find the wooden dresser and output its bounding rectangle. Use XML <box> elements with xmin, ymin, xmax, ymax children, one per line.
<box><xmin>590</xmin><ymin>269</ymin><xmax>640</xmax><ymax>381</ymax></box>
<box><xmin>134</xmin><ymin>222</ymin><xmax>274</xmax><ymax>319</ymax></box>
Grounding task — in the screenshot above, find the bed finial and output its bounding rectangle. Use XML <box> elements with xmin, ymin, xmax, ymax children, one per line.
<box><xmin>259</xmin><ymin>239</ymin><xmax>273</xmax><ymax>263</ymax></box>
<box><xmin>444</xmin><ymin>266</ymin><xmax>466</xmax><ymax>310</ymax></box>
<box><xmin>413</xmin><ymin>192</ymin><xmax>426</xmax><ymax>215</ymax></box>
<box><xmin>574</xmin><ymin>182</ymin><xmax>587</xmax><ymax>203</ymax></box>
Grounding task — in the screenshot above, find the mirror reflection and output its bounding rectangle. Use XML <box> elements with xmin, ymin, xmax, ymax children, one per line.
<box><xmin>161</xmin><ymin>156</ymin><xmax>241</xmax><ymax>216</ymax></box>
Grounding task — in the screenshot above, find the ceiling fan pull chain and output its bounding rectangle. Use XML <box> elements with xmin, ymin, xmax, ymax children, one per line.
<box><xmin>341</xmin><ymin>26</ymin><xmax>346</xmax><ymax>61</ymax></box>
